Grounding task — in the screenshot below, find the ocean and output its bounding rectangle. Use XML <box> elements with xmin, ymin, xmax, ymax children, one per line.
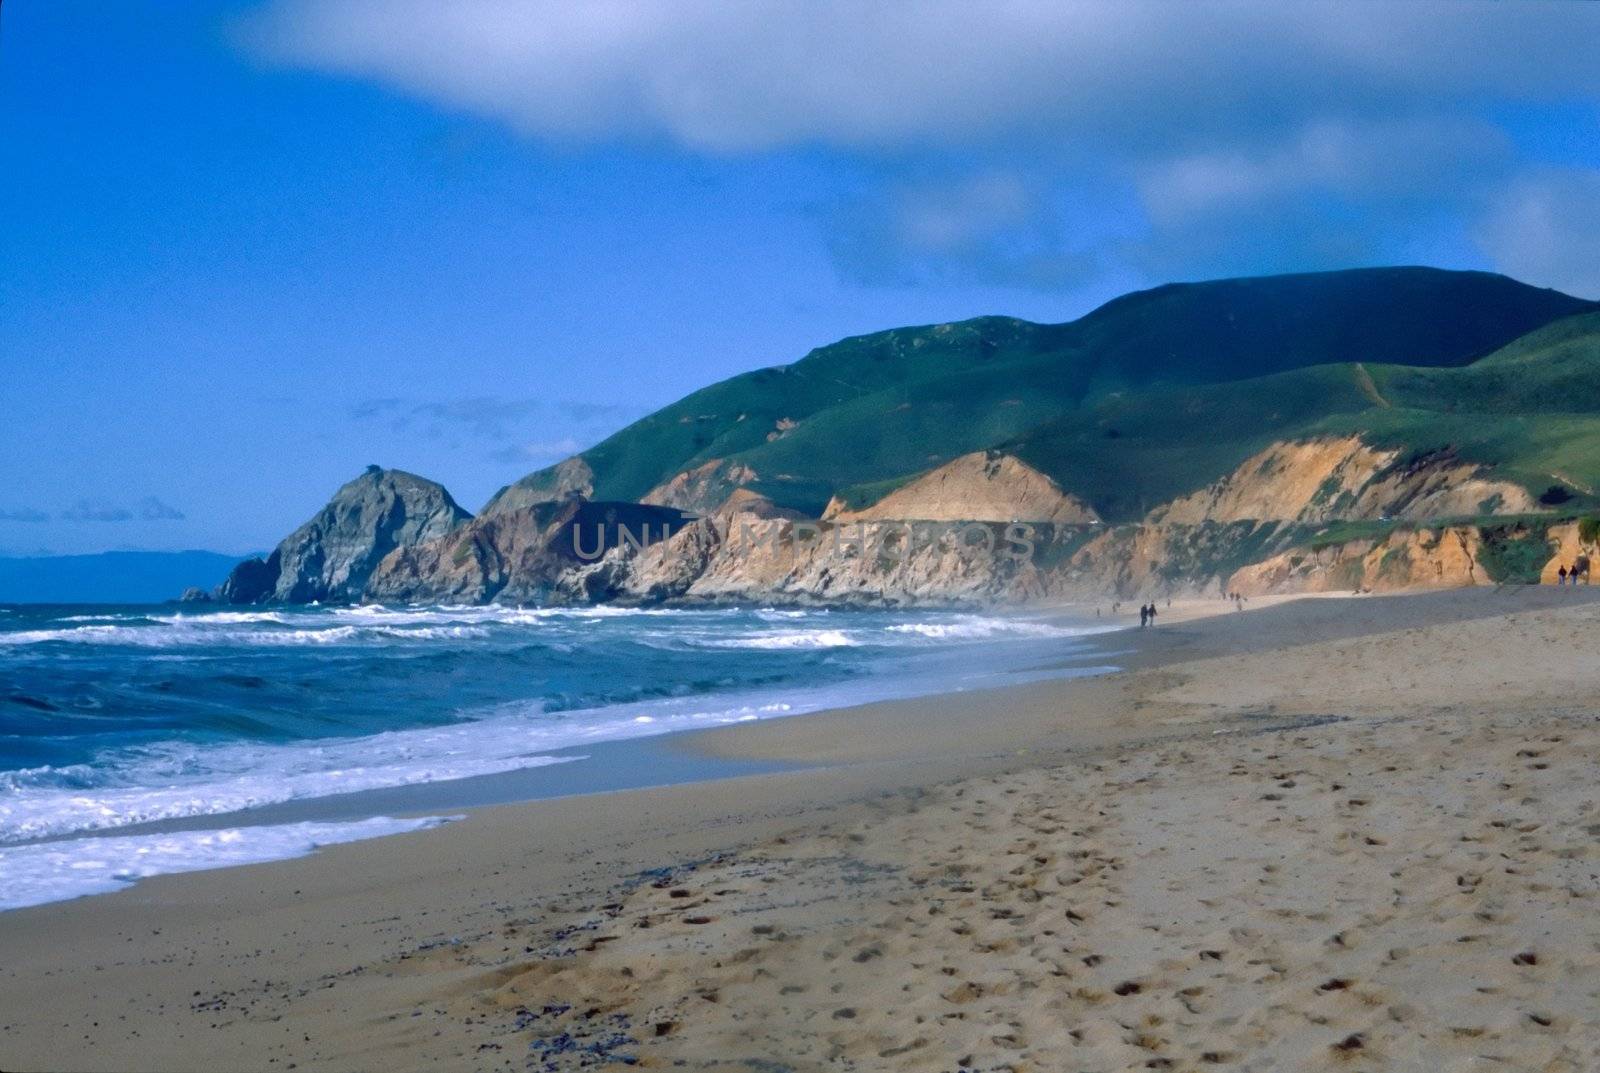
<box><xmin>0</xmin><ymin>602</ymin><xmax>1114</xmax><ymax>909</ymax></box>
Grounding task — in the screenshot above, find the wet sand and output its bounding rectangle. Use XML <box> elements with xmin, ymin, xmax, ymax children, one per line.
<box><xmin>4</xmin><ymin>586</ymin><xmax>1600</xmax><ymax>1071</ymax></box>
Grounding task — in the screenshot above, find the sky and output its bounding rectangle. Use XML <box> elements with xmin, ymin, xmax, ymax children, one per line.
<box><xmin>2</xmin><ymin>1</ymin><xmax>1598</xmax><ymax>556</ymax></box>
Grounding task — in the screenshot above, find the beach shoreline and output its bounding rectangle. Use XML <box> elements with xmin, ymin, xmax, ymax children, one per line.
<box><xmin>5</xmin><ymin>585</ymin><xmax>1600</xmax><ymax>1070</ymax></box>
<box><xmin>0</xmin><ymin>601</ymin><xmax>1124</xmax><ymax>858</ymax></box>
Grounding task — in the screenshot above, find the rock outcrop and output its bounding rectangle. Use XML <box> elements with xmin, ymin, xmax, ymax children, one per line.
<box><xmin>560</xmin><ymin>510</ymin><xmax>1068</xmax><ymax>607</ymax></box>
<box><xmin>1151</xmin><ymin>437</ymin><xmax>1537</xmax><ymax>526</ymax></box>
<box><xmin>213</xmin><ymin>431</ymin><xmax>1590</xmax><ymax>608</ymax></box>
<box><xmin>823</xmin><ymin>452</ymin><xmax>1100</xmax><ymax>525</ymax></box>
<box><xmin>1226</xmin><ymin>526</ymin><xmax>1490</xmax><ymax>595</ymax></box>
<box><xmin>216</xmin><ymin>467</ymin><xmax>471</xmax><ymax>604</ymax></box>
<box><xmin>642</xmin><ymin>460</ymin><xmax>759</xmax><ymax>514</ymax></box>
<box><xmin>365</xmin><ymin>498</ymin><xmax>694</xmax><ymax>604</ymax></box>
<box><xmin>1223</xmin><ymin>517</ymin><xmax>1600</xmax><ymax>596</ymax></box>
<box><xmin>481</xmin><ymin>457</ymin><xmax>596</xmax><ymax>517</ymax></box>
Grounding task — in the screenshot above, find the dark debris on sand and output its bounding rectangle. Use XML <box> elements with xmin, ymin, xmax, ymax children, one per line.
<box><xmin>521</xmin><ymin>1006</ymin><xmax>637</xmax><ymax>1070</ymax></box>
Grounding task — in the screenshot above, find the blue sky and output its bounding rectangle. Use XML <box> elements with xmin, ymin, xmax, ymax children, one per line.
<box><xmin>2</xmin><ymin>1</ymin><xmax>1597</xmax><ymax>555</ymax></box>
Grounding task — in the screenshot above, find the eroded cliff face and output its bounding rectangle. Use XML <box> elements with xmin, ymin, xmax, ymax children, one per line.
<box><xmin>822</xmin><ymin>452</ymin><xmax>1100</xmax><ymax>525</ymax></box>
<box><xmin>216</xmin><ymin>435</ymin><xmax>1577</xmax><ymax>607</ymax></box>
<box><xmin>1222</xmin><ymin>516</ymin><xmax>1600</xmax><ymax>596</ymax></box>
<box><xmin>1151</xmin><ymin>436</ymin><xmax>1536</xmax><ymax>526</ymax></box>
<box><xmin>365</xmin><ymin>504</ymin><xmax>562</xmax><ymax>605</ymax></box>
<box><xmin>480</xmin><ymin>457</ymin><xmax>596</xmax><ymax>517</ymax></box>
<box><xmin>1226</xmin><ymin>526</ymin><xmax>1490</xmax><ymax>595</ymax></box>
<box><xmin>566</xmin><ymin>446</ymin><xmax>1567</xmax><ymax>606</ymax></box>
<box><xmin>1538</xmin><ymin>521</ymin><xmax>1599</xmax><ymax>584</ymax></box>
<box><xmin>641</xmin><ymin>460</ymin><xmax>759</xmax><ymax>513</ymax></box>
<box><xmin>558</xmin><ymin>506</ymin><xmax>1068</xmax><ymax>607</ymax></box>
<box><xmin>216</xmin><ymin>468</ymin><xmax>471</xmax><ymax>604</ymax></box>
<box><xmin>364</xmin><ymin>498</ymin><xmax>694</xmax><ymax>604</ymax></box>
<box><xmin>549</xmin><ymin>512</ymin><xmax>1418</xmax><ymax>607</ymax></box>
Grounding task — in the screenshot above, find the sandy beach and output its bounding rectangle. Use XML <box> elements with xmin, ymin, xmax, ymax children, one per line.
<box><xmin>5</xmin><ymin>586</ymin><xmax>1600</xmax><ymax>1071</ymax></box>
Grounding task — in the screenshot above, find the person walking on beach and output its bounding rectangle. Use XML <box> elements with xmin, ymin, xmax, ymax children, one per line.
<box><xmin>1147</xmin><ymin>603</ymin><xmax>1158</xmax><ymax>626</ymax></box>
<box><xmin>1139</xmin><ymin>605</ymin><xmax>1148</xmax><ymax>628</ymax></box>
<box><xmin>1559</xmin><ymin>564</ymin><xmax>1569</xmax><ymax>586</ymax></box>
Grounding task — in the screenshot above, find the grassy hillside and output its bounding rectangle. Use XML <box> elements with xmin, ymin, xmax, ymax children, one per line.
<box><xmin>488</xmin><ymin>268</ymin><xmax>1596</xmax><ymax>518</ymax></box>
<box><xmin>1010</xmin><ymin>312</ymin><xmax>1600</xmax><ymax>521</ymax></box>
<box><xmin>1330</xmin><ymin>311</ymin><xmax>1600</xmax><ymax>502</ymax></box>
<box><xmin>1006</xmin><ymin>363</ymin><xmax>1380</xmax><ymax>519</ymax></box>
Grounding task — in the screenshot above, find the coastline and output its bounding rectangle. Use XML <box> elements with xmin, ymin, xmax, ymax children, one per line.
<box><xmin>0</xmin><ymin>602</ymin><xmax>1118</xmax><ymax>908</ymax></box>
<box><xmin>4</xmin><ymin>585</ymin><xmax>1600</xmax><ymax>1070</ymax></box>
<box><xmin>0</xmin><ymin>602</ymin><xmax>1118</xmax><ymax>854</ymax></box>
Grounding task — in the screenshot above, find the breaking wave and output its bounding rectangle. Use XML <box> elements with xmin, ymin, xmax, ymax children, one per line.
<box><xmin>1</xmin><ymin>600</ymin><xmax>1113</xmax><ymax>908</ymax></box>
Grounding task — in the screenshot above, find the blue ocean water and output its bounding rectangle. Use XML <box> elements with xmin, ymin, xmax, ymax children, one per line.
<box><xmin>0</xmin><ymin>603</ymin><xmax>1111</xmax><ymax>908</ymax></box>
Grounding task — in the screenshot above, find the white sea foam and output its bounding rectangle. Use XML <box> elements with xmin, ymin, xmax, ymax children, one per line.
<box><xmin>14</xmin><ymin>605</ymin><xmax>1091</xmax><ymax>654</ymax></box>
<box><xmin>0</xmin><ymin>815</ymin><xmax>456</xmax><ymax>910</ymax></box>
<box><xmin>701</xmin><ymin>628</ymin><xmax>860</xmax><ymax>650</ymax></box>
<box><xmin>0</xmin><ymin>622</ymin><xmax>491</xmax><ymax>647</ymax></box>
<box><xmin>886</xmin><ymin>616</ymin><xmax>1103</xmax><ymax>640</ymax></box>
<box><xmin>329</xmin><ymin>604</ymin><xmax>695</xmax><ymax>623</ymax></box>
<box><xmin>0</xmin><ymin>727</ymin><xmax>572</xmax><ymax>842</ymax></box>
<box><xmin>690</xmin><ymin>614</ymin><xmax>1105</xmax><ymax>649</ymax></box>
<box><xmin>0</xmin><ymin>683</ymin><xmax>827</xmax><ymax>842</ymax></box>
<box><xmin>0</xmin><ymin>602</ymin><xmax>1117</xmax><ymax>909</ymax></box>
<box><xmin>0</xmin><ymin>603</ymin><xmax>739</xmax><ymax>648</ymax></box>
<box><xmin>151</xmin><ymin>611</ymin><xmax>292</xmax><ymax>625</ymax></box>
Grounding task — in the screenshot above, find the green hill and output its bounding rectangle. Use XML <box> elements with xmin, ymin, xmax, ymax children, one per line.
<box><xmin>489</xmin><ymin>267</ymin><xmax>1596</xmax><ymax>520</ymax></box>
<box><xmin>1008</xmin><ymin>310</ymin><xmax>1600</xmax><ymax>519</ymax></box>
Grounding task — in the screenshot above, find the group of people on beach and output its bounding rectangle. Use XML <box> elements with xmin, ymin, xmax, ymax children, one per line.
<box><xmin>1095</xmin><ymin>600</ymin><xmax>1171</xmax><ymax>625</ymax></box>
<box><xmin>1556</xmin><ymin>556</ymin><xmax>1590</xmax><ymax>585</ymax></box>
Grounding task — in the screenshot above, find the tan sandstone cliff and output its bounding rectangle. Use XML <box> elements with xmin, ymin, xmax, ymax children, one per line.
<box><xmin>555</xmin><ymin>495</ymin><xmax>1069</xmax><ymax>607</ymax></box>
<box><xmin>1537</xmin><ymin>521</ymin><xmax>1598</xmax><ymax>584</ymax></box>
<box><xmin>229</xmin><ymin>433</ymin><xmax>1586</xmax><ymax>606</ymax></box>
<box><xmin>822</xmin><ymin>452</ymin><xmax>1100</xmax><ymax>525</ymax></box>
<box><xmin>1226</xmin><ymin>526</ymin><xmax>1490</xmax><ymax>595</ymax></box>
<box><xmin>641</xmin><ymin>460</ymin><xmax>760</xmax><ymax>513</ymax></box>
<box><xmin>1151</xmin><ymin>436</ymin><xmax>1536</xmax><ymax>526</ymax></box>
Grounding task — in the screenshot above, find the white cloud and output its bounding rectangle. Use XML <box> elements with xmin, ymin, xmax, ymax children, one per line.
<box><xmin>239</xmin><ymin>0</ymin><xmax>1600</xmax><ymax>292</ymax></box>
<box><xmin>1121</xmin><ymin>114</ymin><xmax>1520</xmax><ymax>279</ymax></box>
<box><xmin>241</xmin><ymin>1</ymin><xmax>1597</xmax><ymax>153</ymax></box>
<box><xmin>1138</xmin><ymin>117</ymin><xmax>1509</xmax><ymax>224</ymax></box>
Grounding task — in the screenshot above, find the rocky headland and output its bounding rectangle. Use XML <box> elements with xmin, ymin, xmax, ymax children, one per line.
<box><xmin>194</xmin><ymin>268</ymin><xmax>1600</xmax><ymax>608</ymax></box>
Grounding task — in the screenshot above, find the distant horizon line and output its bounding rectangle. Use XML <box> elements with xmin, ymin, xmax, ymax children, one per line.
<box><xmin>0</xmin><ymin>548</ymin><xmax>267</xmax><ymax>562</ymax></box>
